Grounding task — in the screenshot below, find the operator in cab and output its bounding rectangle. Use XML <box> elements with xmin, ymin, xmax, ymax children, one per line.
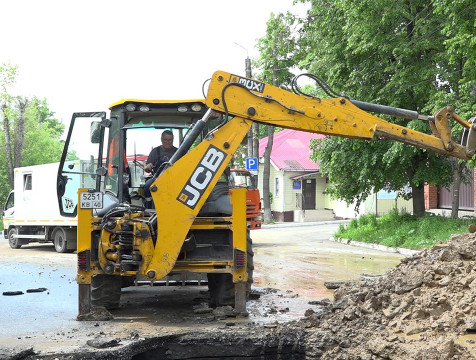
<box><xmin>143</xmin><ymin>130</ymin><xmax>177</xmax><ymax>209</ymax></box>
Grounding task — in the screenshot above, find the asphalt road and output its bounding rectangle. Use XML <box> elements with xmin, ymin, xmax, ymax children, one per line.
<box><xmin>0</xmin><ymin>223</ymin><xmax>405</xmax><ymax>357</ymax></box>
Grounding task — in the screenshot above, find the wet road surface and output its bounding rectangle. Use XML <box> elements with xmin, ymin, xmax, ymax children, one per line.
<box><xmin>248</xmin><ymin>223</ymin><xmax>404</xmax><ymax>322</ymax></box>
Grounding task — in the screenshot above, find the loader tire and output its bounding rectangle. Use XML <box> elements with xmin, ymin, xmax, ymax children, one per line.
<box><xmin>208</xmin><ymin>232</ymin><xmax>254</xmax><ymax>307</ymax></box>
<box><xmin>8</xmin><ymin>228</ymin><xmax>21</xmax><ymax>249</ymax></box>
<box><xmin>91</xmin><ymin>274</ymin><xmax>122</xmax><ymax>310</ymax></box>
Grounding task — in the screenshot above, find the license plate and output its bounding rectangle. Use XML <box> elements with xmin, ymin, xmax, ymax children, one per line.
<box><xmin>80</xmin><ymin>192</ymin><xmax>103</xmax><ymax>209</ymax></box>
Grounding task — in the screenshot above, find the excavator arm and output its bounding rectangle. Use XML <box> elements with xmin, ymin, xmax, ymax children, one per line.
<box><xmin>145</xmin><ymin>71</ymin><xmax>475</xmax><ymax>282</ymax></box>
<box><xmin>205</xmin><ymin>71</ymin><xmax>476</xmax><ymax>160</ymax></box>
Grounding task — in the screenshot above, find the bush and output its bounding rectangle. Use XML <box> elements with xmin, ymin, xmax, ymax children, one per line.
<box><xmin>348</xmin><ymin>218</ymin><xmax>358</xmax><ymax>229</ymax></box>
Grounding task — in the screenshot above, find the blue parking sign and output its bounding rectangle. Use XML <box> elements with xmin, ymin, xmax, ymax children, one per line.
<box><xmin>246</xmin><ymin>157</ymin><xmax>258</xmax><ymax>170</ymax></box>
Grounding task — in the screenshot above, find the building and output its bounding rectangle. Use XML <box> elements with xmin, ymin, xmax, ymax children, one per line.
<box><xmin>257</xmin><ymin>129</ymin><xmax>413</xmax><ymax>222</ymax></box>
<box><xmin>257</xmin><ymin>129</ymin><xmax>335</xmax><ymax>222</ymax></box>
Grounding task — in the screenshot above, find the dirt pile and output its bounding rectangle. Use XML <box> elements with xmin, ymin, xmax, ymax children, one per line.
<box><xmin>299</xmin><ymin>232</ymin><xmax>476</xmax><ymax>359</ymax></box>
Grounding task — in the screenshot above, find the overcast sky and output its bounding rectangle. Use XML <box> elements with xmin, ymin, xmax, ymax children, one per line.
<box><xmin>1</xmin><ymin>0</ymin><xmax>305</xmax><ymax>124</ymax></box>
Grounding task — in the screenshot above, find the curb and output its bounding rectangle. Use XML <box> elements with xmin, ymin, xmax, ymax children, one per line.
<box><xmin>261</xmin><ymin>220</ymin><xmax>351</xmax><ymax>229</ymax></box>
<box><xmin>329</xmin><ymin>236</ymin><xmax>420</xmax><ymax>257</ymax></box>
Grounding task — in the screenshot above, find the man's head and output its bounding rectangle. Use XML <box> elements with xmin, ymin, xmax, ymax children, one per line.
<box><xmin>161</xmin><ymin>130</ymin><xmax>174</xmax><ymax>151</ymax></box>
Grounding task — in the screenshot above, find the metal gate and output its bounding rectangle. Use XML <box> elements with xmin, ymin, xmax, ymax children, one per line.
<box><xmin>438</xmin><ymin>176</ymin><xmax>474</xmax><ymax>210</ymax></box>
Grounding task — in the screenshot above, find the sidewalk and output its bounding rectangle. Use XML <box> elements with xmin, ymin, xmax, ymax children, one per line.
<box><xmin>259</xmin><ymin>219</ymin><xmax>419</xmax><ymax>256</ymax></box>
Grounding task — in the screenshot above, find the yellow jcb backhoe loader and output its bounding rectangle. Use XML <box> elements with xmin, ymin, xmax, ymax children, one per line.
<box><xmin>56</xmin><ymin>71</ymin><xmax>475</xmax><ymax>317</ymax></box>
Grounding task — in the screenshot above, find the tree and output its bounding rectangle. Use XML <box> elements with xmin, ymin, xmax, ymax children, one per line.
<box><xmin>255</xmin><ymin>12</ymin><xmax>297</xmax><ymax>223</ymax></box>
<box><xmin>291</xmin><ymin>0</ymin><xmax>466</xmax><ymax>217</ymax></box>
<box><xmin>0</xmin><ymin>64</ymin><xmax>65</xmax><ymax>203</ymax></box>
<box><xmin>0</xmin><ymin>63</ymin><xmax>18</xmax><ymax>186</ymax></box>
<box><xmin>430</xmin><ymin>0</ymin><xmax>476</xmax><ymax>218</ymax></box>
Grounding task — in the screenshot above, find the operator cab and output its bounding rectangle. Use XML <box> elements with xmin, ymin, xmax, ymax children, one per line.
<box><xmin>56</xmin><ymin>100</ymin><xmax>213</xmax><ymax>217</ymax></box>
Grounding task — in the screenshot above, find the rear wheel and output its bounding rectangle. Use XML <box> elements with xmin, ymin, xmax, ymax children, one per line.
<box><xmin>208</xmin><ymin>232</ymin><xmax>254</xmax><ymax>307</ymax></box>
<box><xmin>53</xmin><ymin>227</ymin><xmax>69</xmax><ymax>253</ymax></box>
<box><xmin>52</xmin><ymin>227</ymin><xmax>76</xmax><ymax>253</ymax></box>
<box><xmin>91</xmin><ymin>274</ymin><xmax>122</xmax><ymax>309</ymax></box>
<box><xmin>8</xmin><ymin>228</ymin><xmax>21</xmax><ymax>249</ymax></box>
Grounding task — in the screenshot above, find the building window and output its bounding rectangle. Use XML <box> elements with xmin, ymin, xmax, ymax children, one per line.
<box><xmin>275</xmin><ymin>177</ymin><xmax>280</xmax><ymax>197</ymax></box>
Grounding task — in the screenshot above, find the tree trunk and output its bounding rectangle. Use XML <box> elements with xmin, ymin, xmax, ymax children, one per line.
<box><xmin>450</xmin><ymin>161</ymin><xmax>466</xmax><ymax>219</ymax></box>
<box><xmin>262</xmin><ymin>125</ymin><xmax>275</xmax><ymax>223</ymax></box>
<box><xmin>247</xmin><ymin>128</ymin><xmax>253</xmax><ymax>158</ymax></box>
<box><xmin>252</xmin><ymin>123</ymin><xmax>259</xmax><ymax>158</ymax></box>
<box><xmin>263</xmin><ymin>60</ymin><xmax>279</xmax><ymax>223</ymax></box>
<box><xmin>412</xmin><ymin>183</ymin><xmax>425</xmax><ymax>217</ymax></box>
<box><xmin>14</xmin><ymin>97</ymin><xmax>28</xmax><ymax>168</ymax></box>
<box><xmin>1</xmin><ymin>104</ymin><xmax>14</xmax><ymax>187</ymax></box>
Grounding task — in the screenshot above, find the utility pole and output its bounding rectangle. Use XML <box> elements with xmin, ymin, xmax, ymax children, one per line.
<box><xmin>235</xmin><ymin>43</ymin><xmax>259</xmax><ymax>186</ymax></box>
<box><xmin>244</xmin><ymin>56</ymin><xmax>254</xmax><ymax>160</ymax></box>
<box><xmin>235</xmin><ymin>43</ymin><xmax>255</xmax><ymax>160</ymax></box>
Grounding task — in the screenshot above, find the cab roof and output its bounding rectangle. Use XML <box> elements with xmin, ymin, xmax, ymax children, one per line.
<box><xmin>109</xmin><ymin>99</ymin><xmax>206</xmax><ymax>109</ymax></box>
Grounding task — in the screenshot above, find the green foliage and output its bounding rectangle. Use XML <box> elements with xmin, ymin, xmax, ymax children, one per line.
<box><xmin>254</xmin><ymin>12</ymin><xmax>296</xmax><ymax>87</ymax></box>
<box><xmin>19</xmin><ymin>97</ymin><xmax>64</xmax><ymax>167</ymax></box>
<box><xmin>0</xmin><ymin>63</ymin><xmax>65</xmax><ymax>203</ymax></box>
<box><xmin>232</xmin><ymin>144</ymin><xmax>247</xmax><ymax>168</ymax></box>
<box><xmin>335</xmin><ymin>210</ymin><xmax>475</xmax><ymax>249</ymax></box>
<box><xmin>0</xmin><ymin>63</ymin><xmax>17</xmax><ymax>102</ymax></box>
<box><xmin>279</xmin><ymin>0</ymin><xmax>476</xmax><ymax>214</ymax></box>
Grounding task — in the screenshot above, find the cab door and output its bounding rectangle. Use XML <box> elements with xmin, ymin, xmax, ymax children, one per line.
<box><xmin>57</xmin><ymin>112</ymin><xmax>107</xmax><ymax>217</ymax></box>
<box><xmin>2</xmin><ymin>190</ymin><xmax>15</xmax><ymax>233</ymax></box>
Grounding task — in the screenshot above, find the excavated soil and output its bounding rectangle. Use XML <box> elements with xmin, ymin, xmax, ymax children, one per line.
<box><xmin>11</xmin><ymin>232</ymin><xmax>476</xmax><ymax>359</ymax></box>
<box><xmin>298</xmin><ymin>232</ymin><xmax>476</xmax><ymax>359</ymax></box>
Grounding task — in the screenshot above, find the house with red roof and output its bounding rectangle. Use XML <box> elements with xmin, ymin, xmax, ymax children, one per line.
<box><xmin>258</xmin><ymin>129</ymin><xmax>336</xmax><ymax>222</ymax></box>
<box><xmin>257</xmin><ymin>129</ymin><xmax>414</xmax><ymax>222</ymax></box>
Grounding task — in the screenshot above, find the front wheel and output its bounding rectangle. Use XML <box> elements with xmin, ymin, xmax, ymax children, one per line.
<box><xmin>91</xmin><ymin>274</ymin><xmax>122</xmax><ymax>309</ymax></box>
<box><xmin>8</xmin><ymin>228</ymin><xmax>21</xmax><ymax>249</ymax></box>
<box><xmin>208</xmin><ymin>232</ymin><xmax>254</xmax><ymax>307</ymax></box>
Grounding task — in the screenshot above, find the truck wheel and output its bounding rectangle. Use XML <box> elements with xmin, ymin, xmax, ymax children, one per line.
<box><xmin>91</xmin><ymin>274</ymin><xmax>122</xmax><ymax>309</ymax></box>
<box><xmin>8</xmin><ymin>228</ymin><xmax>22</xmax><ymax>249</ymax></box>
<box><xmin>207</xmin><ymin>232</ymin><xmax>254</xmax><ymax>307</ymax></box>
<box><xmin>53</xmin><ymin>227</ymin><xmax>73</xmax><ymax>253</ymax></box>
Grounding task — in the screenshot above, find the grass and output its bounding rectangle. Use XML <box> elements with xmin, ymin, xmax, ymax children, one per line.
<box><xmin>335</xmin><ymin>208</ymin><xmax>476</xmax><ymax>250</ymax></box>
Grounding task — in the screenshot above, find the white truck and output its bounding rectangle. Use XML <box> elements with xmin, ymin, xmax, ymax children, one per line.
<box><xmin>2</xmin><ymin>161</ymin><xmax>96</xmax><ymax>253</ymax></box>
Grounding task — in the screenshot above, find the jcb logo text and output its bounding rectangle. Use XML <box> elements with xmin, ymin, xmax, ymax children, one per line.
<box><xmin>177</xmin><ymin>145</ymin><xmax>226</xmax><ymax>209</ymax></box>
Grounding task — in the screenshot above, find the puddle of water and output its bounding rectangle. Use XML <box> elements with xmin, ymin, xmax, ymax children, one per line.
<box><xmin>250</xmin><ymin>242</ymin><xmax>402</xmax><ymax>324</ymax></box>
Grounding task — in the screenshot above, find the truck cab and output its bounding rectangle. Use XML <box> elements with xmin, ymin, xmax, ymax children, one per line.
<box><xmin>230</xmin><ymin>169</ymin><xmax>262</xmax><ymax>229</ymax></box>
<box><xmin>2</xmin><ymin>190</ymin><xmax>14</xmax><ymax>237</ymax></box>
